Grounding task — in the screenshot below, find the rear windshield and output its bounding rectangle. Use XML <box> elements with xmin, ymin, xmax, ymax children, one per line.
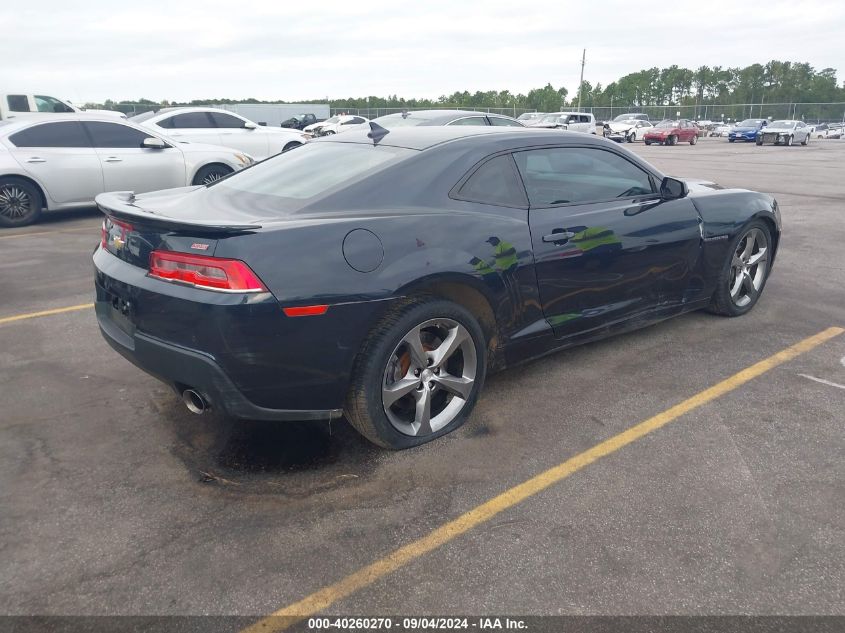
<box><xmin>214</xmin><ymin>141</ymin><xmax>413</xmax><ymax>203</ymax></box>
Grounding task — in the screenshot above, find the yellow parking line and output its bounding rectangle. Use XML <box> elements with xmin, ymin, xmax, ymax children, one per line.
<box><xmin>242</xmin><ymin>326</ymin><xmax>844</xmax><ymax>633</ymax></box>
<box><xmin>0</xmin><ymin>303</ymin><xmax>94</xmax><ymax>325</ymax></box>
<box><xmin>0</xmin><ymin>226</ymin><xmax>98</xmax><ymax>240</ymax></box>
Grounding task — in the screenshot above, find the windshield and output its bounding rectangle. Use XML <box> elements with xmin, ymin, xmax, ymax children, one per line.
<box><xmin>129</xmin><ymin>111</ymin><xmax>160</xmax><ymax>123</ymax></box>
<box><xmin>517</xmin><ymin>113</ymin><xmax>541</xmax><ymax>120</ymax></box>
<box><xmin>613</xmin><ymin>114</ymin><xmax>642</xmax><ymax>122</ymax></box>
<box><xmin>769</xmin><ymin>120</ymin><xmax>795</xmax><ymax>128</ymax></box>
<box><xmin>215</xmin><ymin>142</ymin><xmax>412</xmax><ymax>207</ymax></box>
<box><xmin>655</xmin><ymin>120</ymin><xmax>677</xmax><ymax>128</ymax></box>
<box><xmin>539</xmin><ymin>114</ymin><xmax>561</xmax><ymax>123</ymax></box>
<box><xmin>737</xmin><ymin>119</ymin><xmax>763</xmax><ymax>127</ymax></box>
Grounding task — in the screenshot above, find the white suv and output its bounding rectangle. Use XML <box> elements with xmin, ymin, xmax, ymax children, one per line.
<box><xmin>1</xmin><ymin>93</ymin><xmax>124</xmax><ymax>121</ymax></box>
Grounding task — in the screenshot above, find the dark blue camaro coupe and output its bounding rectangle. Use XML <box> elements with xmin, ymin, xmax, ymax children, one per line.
<box><xmin>94</xmin><ymin>126</ymin><xmax>780</xmax><ymax>448</ymax></box>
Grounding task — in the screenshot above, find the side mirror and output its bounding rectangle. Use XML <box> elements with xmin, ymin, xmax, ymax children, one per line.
<box><xmin>244</xmin><ymin>121</ymin><xmax>257</xmax><ymax>130</ymax></box>
<box><xmin>142</xmin><ymin>137</ymin><xmax>167</xmax><ymax>149</ymax></box>
<box><xmin>660</xmin><ymin>177</ymin><xmax>688</xmax><ymax>200</ymax></box>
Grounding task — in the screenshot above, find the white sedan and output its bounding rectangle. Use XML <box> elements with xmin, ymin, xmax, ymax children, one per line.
<box><xmin>0</xmin><ymin>114</ymin><xmax>254</xmax><ymax>227</ymax></box>
<box><xmin>755</xmin><ymin>120</ymin><xmax>811</xmax><ymax>146</ymax></box>
<box><xmin>605</xmin><ymin>119</ymin><xmax>654</xmax><ymax>142</ymax></box>
<box><xmin>131</xmin><ymin>107</ymin><xmax>309</xmax><ymax>160</ymax></box>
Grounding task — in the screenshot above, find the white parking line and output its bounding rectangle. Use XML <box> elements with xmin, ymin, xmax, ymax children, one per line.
<box><xmin>798</xmin><ymin>373</ymin><xmax>845</xmax><ymax>391</ymax></box>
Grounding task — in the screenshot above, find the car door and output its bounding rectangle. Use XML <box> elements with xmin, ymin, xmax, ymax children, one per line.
<box><xmin>156</xmin><ymin>111</ymin><xmax>222</xmax><ymax>147</ymax></box>
<box><xmin>7</xmin><ymin>120</ymin><xmax>103</xmax><ymax>204</ymax></box>
<box><xmin>207</xmin><ymin>111</ymin><xmax>267</xmax><ymax>157</ymax></box>
<box><xmin>83</xmin><ymin>121</ymin><xmax>186</xmax><ymax>193</ymax></box>
<box><xmin>515</xmin><ymin>145</ymin><xmax>702</xmax><ymax>339</ymax></box>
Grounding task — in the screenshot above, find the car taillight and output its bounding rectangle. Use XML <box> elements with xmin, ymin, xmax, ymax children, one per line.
<box><xmin>148</xmin><ymin>250</ymin><xmax>267</xmax><ymax>293</ymax></box>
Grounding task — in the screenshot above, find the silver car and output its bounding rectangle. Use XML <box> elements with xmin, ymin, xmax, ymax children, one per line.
<box><xmin>0</xmin><ymin>114</ymin><xmax>254</xmax><ymax>227</ymax></box>
<box><xmin>755</xmin><ymin>120</ymin><xmax>811</xmax><ymax>146</ymax></box>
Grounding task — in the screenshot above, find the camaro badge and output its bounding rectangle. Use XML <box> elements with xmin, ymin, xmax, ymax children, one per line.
<box><xmin>190</xmin><ymin>243</ymin><xmax>210</xmax><ymax>251</ymax></box>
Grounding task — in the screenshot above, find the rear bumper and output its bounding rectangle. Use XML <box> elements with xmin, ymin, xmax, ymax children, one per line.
<box><xmin>92</xmin><ymin>246</ymin><xmax>376</xmax><ymax>422</ymax></box>
<box><xmin>97</xmin><ymin>304</ymin><xmax>342</xmax><ymax>421</ymax></box>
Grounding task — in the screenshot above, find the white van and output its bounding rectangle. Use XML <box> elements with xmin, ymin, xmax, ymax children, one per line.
<box><xmin>0</xmin><ymin>93</ymin><xmax>124</xmax><ymax>121</ymax></box>
<box><xmin>528</xmin><ymin>111</ymin><xmax>596</xmax><ymax>134</ymax></box>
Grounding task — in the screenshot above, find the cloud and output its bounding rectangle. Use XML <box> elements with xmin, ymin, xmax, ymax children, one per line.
<box><xmin>1</xmin><ymin>0</ymin><xmax>843</xmax><ymax>103</ymax></box>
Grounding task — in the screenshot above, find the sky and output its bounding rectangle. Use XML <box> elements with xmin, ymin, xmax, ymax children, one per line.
<box><xmin>1</xmin><ymin>0</ymin><xmax>843</xmax><ymax>104</ymax></box>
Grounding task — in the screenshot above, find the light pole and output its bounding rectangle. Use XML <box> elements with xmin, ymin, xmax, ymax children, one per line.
<box><xmin>577</xmin><ymin>49</ymin><xmax>586</xmax><ymax>112</ymax></box>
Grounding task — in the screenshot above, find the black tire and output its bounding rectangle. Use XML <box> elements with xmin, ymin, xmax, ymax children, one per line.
<box><xmin>668</xmin><ymin>135</ymin><xmax>677</xmax><ymax>146</ymax></box>
<box><xmin>0</xmin><ymin>177</ymin><xmax>43</xmax><ymax>228</ymax></box>
<box><xmin>644</xmin><ymin>141</ymin><xmax>652</xmax><ymax>146</ymax></box>
<box><xmin>728</xmin><ymin>138</ymin><xmax>735</xmax><ymax>143</ymax></box>
<box><xmin>706</xmin><ymin>220</ymin><xmax>773</xmax><ymax>317</ymax></box>
<box><xmin>690</xmin><ymin>135</ymin><xmax>698</xmax><ymax>145</ymax></box>
<box><xmin>784</xmin><ymin>135</ymin><xmax>793</xmax><ymax>147</ymax></box>
<box><xmin>345</xmin><ymin>298</ymin><xmax>487</xmax><ymax>449</ymax></box>
<box><xmin>282</xmin><ymin>141</ymin><xmax>302</xmax><ymax>152</ymax></box>
<box><xmin>192</xmin><ymin>164</ymin><xmax>233</xmax><ymax>186</ymax></box>
<box><xmin>755</xmin><ymin>137</ymin><xmax>763</xmax><ymax>146</ymax></box>
<box><xmin>801</xmin><ymin>134</ymin><xmax>809</xmax><ymax>146</ymax></box>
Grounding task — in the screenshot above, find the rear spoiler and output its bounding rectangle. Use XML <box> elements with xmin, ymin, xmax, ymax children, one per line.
<box><xmin>95</xmin><ymin>191</ymin><xmax>262</xmax><ymax>234</ymax></box>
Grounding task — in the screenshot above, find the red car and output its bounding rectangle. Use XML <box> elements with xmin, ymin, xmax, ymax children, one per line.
<box><xmin>643</xmin><ymin>119</ymin><xmax>699</xmax><ymax>145</ymax></box>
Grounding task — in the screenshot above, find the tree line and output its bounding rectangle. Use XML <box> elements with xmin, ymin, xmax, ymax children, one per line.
<box><xmin>87</xmin><ymin>60</ymin><xmax>843</xmax><ymax>115</ymax></box>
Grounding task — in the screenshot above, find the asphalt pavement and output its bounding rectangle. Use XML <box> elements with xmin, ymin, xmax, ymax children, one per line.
<box><xmin>1</xmin><ymin>138</ymin><xmax>843</xmax><ymax>628</ymax></box>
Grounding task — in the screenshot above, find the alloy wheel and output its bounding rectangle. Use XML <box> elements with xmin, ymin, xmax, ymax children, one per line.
<box><xmin>382</xmin><ymin>318</ymin><xmax>477</xmax><ymax>437</ymax></box>
<box><xmin>0</xmin><ymin>185</ymin><xmax>32</xmax><ymax>220</ymax></box>
<box><xmin>729</xmin><ymin>228</ymin><xmax>768</xmax><ymax>308</ymax></box>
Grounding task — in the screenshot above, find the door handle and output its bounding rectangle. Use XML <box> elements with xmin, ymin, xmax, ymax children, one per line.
<box><xmin>104</xmin><ymin>157</ymin><xmax>123</xmax><ymax>162</ymax></box>
<box><xmin>26</xmin><ymin>157</ymin><xmax>47</xmax><ymax>163</ymax></box>
<box><xmin>543</xmin><ymin>231</ymin><xmax>575</xmax><ymax>243</ymax></box>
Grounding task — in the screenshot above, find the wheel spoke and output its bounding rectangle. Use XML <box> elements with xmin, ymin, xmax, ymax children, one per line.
<box><xmin>382</xmin><ymin>375</ymin><xmax>419</xmax><ymax>407</ymax></box>
<box><xmin>741</xmin><ymin>271</ymin><xmax>756</xmax><ymax>297</ymax></box>
<box><xmin>429</xmin><ymin>325</ymin><xmax>468</xmax><ymax>368</ymax></box>
<box><xmin>729</xmin><ymin>271</ymin><xmax>744</xmax><ymax>299</ymax></box>
<box><xmin>402</xmin><ymin>326</ymin><xmax>429</xmax><ymax>368</ymax></box>
<box><xmin>746</xmin><ymin>247</ymin><xmax>767</xmax><ymax>266</ymax></box>
<box><xmin>432</xmin><ymin>371</ymin><xmax>473</xmax><ymax>399</ymax></box>
<box><xmin>740</xmin><ymin>233</ymin><xmax>756</xmax><ymax>260</ymax></box>
<box><xmin>414</xmin><ymin>387</ymin><xmax>432</xmax><ymax>435</ymax></box>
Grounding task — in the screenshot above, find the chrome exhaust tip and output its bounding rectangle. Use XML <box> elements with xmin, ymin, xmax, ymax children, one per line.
<box><xmin>182</xmin><ymin>389</ymin><xmax>208</xmax><ymax>415</ymax></box>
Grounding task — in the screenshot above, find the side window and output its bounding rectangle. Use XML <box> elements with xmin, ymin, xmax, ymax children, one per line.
<box><xmin>489</xmin><ymin>117</ymin><xmax>522</xmax><ymax>127</ymax></box>
<box><xmin>513</xmin><ymin>147</ymin><xmax>655</xmax><ymax>207</ymax></box>
<box><xmin>7</xmin><ymin>95</ymin><xmax>31</xmax><ymax>112</ymax></box>
<box><xmin>9</xmin><ymin>121</ymin><xmax>91</xmax><ymax>148</ymax></box>
<box><xmin>169</xmin><ymin>112</ymin><xmax>215</xmax><ymax>128</ymax></box>
<box><xmin>156</xmin><ymin>116</ymin><xmax>174</xmax><ymax>129</ymax></box>
<box><xmin>209</xmin><ymin>112</ymin><xmax>246</xmax><ymax>128</ymax></box>
<box><xmin>448</xmin><ymin>116</ymin><xmax>489</xmax><ymax>126</ymax></box>
<box><xmin>580</xmin><ymin>115</ymin><xmax>591</xmax><ymax>123</ymax></box>
<box><xmin>347</xmin><ymin>117</ymin><xmax>365</xmax><ymax>124</ymax></box>
<box><xmin>455</xmin><ymin>154</ymin><xmax>527</xmax><ymax>208</ymax></box>
<box><xmin>84</xmin><ymin>122</ymin><xmax>153</xmax><ymax>148</ymax></box>
<box><xmin>34</xmin><ymin>95</ymin><xmax>74</xmax><ymax>113</ymax></box>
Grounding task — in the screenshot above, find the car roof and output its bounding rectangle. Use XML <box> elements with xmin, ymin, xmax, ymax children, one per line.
<box><xmin>0</xmin><ymin>113</ymin><xmax>133</xmax><ymax>134</ymax></box>
<box><xmin>315</xmin><ymin>125</ymin><xmax>609</xmax><ymax>151</ymax></box>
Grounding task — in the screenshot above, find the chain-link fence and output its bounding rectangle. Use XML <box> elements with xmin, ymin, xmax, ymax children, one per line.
<box><xmin>588</xmin><ymin>102</ymin><xmax>845</xmax><ymax>124</ymax></box>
